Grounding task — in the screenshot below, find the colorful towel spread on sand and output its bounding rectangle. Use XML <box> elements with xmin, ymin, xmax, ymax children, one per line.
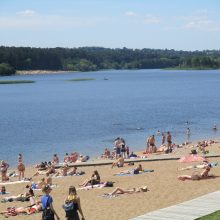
<box><xmin>0</xmin><ymin>180</ymin><xmax>30</xmax><ymax>186</ymax></box>
<box><xmin>178</xmin><ymin>155</ymin><xmax>206</xmax><ymax>163</ymax></box>
<box><xmin>115</xmin><ymin>169</ymin><xmax>154</xmax><ymax>176</ymax></box>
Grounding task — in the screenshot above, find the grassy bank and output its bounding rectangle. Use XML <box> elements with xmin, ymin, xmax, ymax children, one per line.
<box><xmin>0</xmin><ymin>80</ymin><xmax>35</xmax><ymax>84</ymax></box>
<box><xmin>196</xmin><ymin>211</ymin><xmax>220</xmax><ymax>220</ymax></box>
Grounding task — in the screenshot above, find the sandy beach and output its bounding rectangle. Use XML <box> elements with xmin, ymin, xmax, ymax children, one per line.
<box><xmin>16</xmin><ymin>70</ymin><xmax>75</xmax><ymax>75</ymax></box>
<box><xmin>1</xmin><ymin>140</ymin><xmax>220</xmax><ymax>220</ymax></box>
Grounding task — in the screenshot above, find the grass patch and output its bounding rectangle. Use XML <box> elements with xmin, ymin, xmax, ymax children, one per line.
<box><xmin>67</xmin><ymin>78</ymin><xmax>95</xmax><ymax>82</ymax></box>
<box><xmin>195</xmin><ymin>210</ymin><xmax>220</xmax><ymax>220</ymax></box>
<box><xmin>0</xmin><ymin>80</ymin><xmax>35</xmax><ymax>84</ymax></box>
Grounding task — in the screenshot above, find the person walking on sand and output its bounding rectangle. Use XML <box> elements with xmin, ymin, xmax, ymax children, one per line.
<box><xmin>41</xmin><ymin>185</ymin><xmax>60</xmax><ymax>220</ymax></box>
<box><xmin>63</xmin><ymin>186</ymin><xmax>85</xmax><ymax>220</ymax></box>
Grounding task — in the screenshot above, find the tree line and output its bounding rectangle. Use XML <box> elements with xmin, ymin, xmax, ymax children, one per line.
<box><xmin>0</xmin><ymin>46</ymin><xmax>220</xmax><ymax>75</ymax></box>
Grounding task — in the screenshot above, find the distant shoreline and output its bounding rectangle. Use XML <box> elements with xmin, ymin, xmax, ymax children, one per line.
<box><xmin>16</xmin><ymin>70</ymin><xmax>77</xmax><ymax>75</ymax></box>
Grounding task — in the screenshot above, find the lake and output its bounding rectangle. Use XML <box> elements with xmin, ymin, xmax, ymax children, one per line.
<box><xmin>0</xmin><ymin>69</ymin><xmax>220</xmax><ymax>165</ymax></box>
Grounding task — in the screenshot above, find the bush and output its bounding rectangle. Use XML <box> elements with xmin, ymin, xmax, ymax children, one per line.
<box><xmin>0</xmin><ymin>63</ymin><xmax>16</xmax><ymax>76</ymax></box>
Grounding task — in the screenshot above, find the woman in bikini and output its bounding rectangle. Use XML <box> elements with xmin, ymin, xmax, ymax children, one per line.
<box><xmin>178</xmin><ymin>164</ymin><xmax>212</xmax><ymax>181</ymax></box>
<box><xmin>107</xmin><ymin>186</ymin><xmax>148</xmax><ymax>196</ymax></box>
<box><xmin>79</xmin><ymin>170</ymin><xmax>100</xmax><ymax>187</ymax></box>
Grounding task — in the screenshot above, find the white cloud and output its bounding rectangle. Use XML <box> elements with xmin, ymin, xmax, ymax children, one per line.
<box><xmin>125</xmin><ymin>11</ymin><xmax>137</xmax><ymax>17</ymax></box>
<box><xmin>0</xmin><ymin>14</ymin><xmax>100</xmax><ymax>29</ymax></box>
<box><xmin>183</xmin><ymin>16</ymin><xmax>220</xmax><ymax>31</ymax></box>
<box><xmin>125</xmin><ymin>11</ymin><xmax>160</xmax><ymax>25</ymax></box>
<box><xmin>143</xmin><ymin>14</ymin><xmax>160</xmax><ymax>24</ymax></box>
<box><xmin>16</xmin><ymin>9</ymin><xmax>37</xmax><ymax>16</ymax></box>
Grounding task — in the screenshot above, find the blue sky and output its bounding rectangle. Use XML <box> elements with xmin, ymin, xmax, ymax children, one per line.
<box><xmin>1</xmin><ymin>0</ymin><xmax>220</xmax><ymax>50</ymax></box>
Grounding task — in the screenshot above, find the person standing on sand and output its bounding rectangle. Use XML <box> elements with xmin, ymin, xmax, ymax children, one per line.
<box><xmin>161</xmin><ymin>132</ymin><xmax>166</xmax><ymax>145</ymax></box>
<box><xmin>0</xmin><ymin>160</ymin><xmax>9</xmax><ymax>182</ymax></box>
<box><xmin>149</xmin><ymin>135</ymin><xmax>156</xmax><ymax>153</ymax></box>
<box><xmin>52</xmin><ymin>154</ymin><xmax>59</xmax><ymax>165</ymax></box>
<box><xmin>17</xmin><ymin>154</ymin><xmax>25</xmax><ymax>181</ymax></box>
<box><xmin>145</xmin><ymin>136</ymin><xmax>150</xmax><ymax>153</ymax></box>
<box><xmin>166</xmin><ymin>131</ymin><xmax>172</xmax><ymax>153</ymax></box>
<box><xmin>114</xmin><ymin>137</ymin><xmax>121</xmax><ymax>159</ymax></box>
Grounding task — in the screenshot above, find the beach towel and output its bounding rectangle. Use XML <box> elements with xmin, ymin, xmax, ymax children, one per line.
<box><xmin>32</xmin><ymin>184</ymin><xmax>58</xmax><ymax>190</ymax></box>
<box><xmin>77</xmin><ymin>183</ymin><xmax>106</xmax><ymax>190</ymax></box>
<box><xmin>0</xmin><ymin>192</ymin><xmax>10</xmax><ymax>195</ymax></box>
<box><xmin>99</xmin><ymin>193</ymin><xmax>119</xmax><ymax>198</ymax></box>
<box><xmin>52</xmin><ymin>172</ymin><xmax>85</xmax><ymax>178</ymax></box>
<box><xmin>178</xmin><ymin>155</ymin><xmax>206</xmax><ymax>163</ymax></box>
<box><xmin>0</xmin><ymin>180</ymin><xmax>30</xmax><ymax>186</ymax></box>
<box><xmin>115</xmin><ymin>169</ymin><xmax>154</xmax><ymax>176</ymax></box>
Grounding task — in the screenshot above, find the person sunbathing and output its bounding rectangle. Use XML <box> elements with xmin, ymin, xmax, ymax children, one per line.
<box><xmin>112</xmin><ymin>155</ymin><xmax>124</xmax><ymax>168</ymax></box>
<box><xmin>54</xmin><ymin>164</ymin><xmax>70</xmax><ymax>177</ymax></box>
<box><xmin>0</xmin><ymin>202</ymin><xmax>42</xmax><ymax>217</ymax></box>
<box><xmin>178</xmin><ymin>161</ymin><xmax>210</xmax><ymax>171</ymax></box>
<box><xmin>178</xmin><ymin>164</ymin><xmax>212</xmax><ymax>181</ymax></box>
<box><xmin>79</xmin><ymin>170</ymin><xmax>100</xmax><ymax>187</ymax></box>
<box><xmin>106</xmin><ymin>186</ymin><xmax>148</xmax><ymax>196</ymax></box>
<box><xmin>114</xmin><ymin>164</ymin><xmax>143</xmax><ymax>175</ymax></box>
<box><xmin>67</xmin><ymin>166</ymin><xmax>78</xmax><ymax>176</ymax></box>
<box><xmin>1</xmin><ymin>188</ymin><xmax>35</xmax><ymax>203</ymax></box>
<box><xmin>33</xmin><ymin>165</ymin><xmax>56</xmax><ymax>177</ymax></box>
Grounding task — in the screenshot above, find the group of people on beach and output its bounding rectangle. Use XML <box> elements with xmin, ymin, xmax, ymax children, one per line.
<box><xmin>145</xmin><ymin>131</ymin><xmax>173</xmax><ymax>154</ymax></box>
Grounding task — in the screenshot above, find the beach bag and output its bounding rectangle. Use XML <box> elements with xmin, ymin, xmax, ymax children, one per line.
<box><xmin>106</xmin><ymin>181</ymin><xmax>114</xmax><ymax>187</ymax></box>
<box><xmin>62</xmin><ymin>202</ymin><xmax>74</xmax><ymax>212</ymax></box>
<box><xmin>42</xmin><ymin>197</ymin><xmax>54</xmax><ymax>220</ymax></box>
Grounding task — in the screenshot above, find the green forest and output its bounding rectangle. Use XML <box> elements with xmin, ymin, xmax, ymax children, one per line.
<box><xmin>1</xmin><ymin>46</ymin><xmax>220</xmax><ymax>75</ymax></box>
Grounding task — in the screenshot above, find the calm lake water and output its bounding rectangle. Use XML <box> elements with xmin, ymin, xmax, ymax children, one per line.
<box><xmin>0</xmin><ymin>69</ymin><xmax>220</xmax><ymax>165</ymax></box>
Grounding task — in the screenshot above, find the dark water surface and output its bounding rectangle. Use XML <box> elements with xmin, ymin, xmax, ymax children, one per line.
<box><xmin>0</xmin><ymin>69</ymin><xmax>220</xmax><ymax>165</ymax></box>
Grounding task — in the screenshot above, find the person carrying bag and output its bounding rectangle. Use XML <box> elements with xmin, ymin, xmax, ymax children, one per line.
<box><xmin>41</xmin><ymin>185</ymin><xmax>60</xmax><ymax>220</ymax></box>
